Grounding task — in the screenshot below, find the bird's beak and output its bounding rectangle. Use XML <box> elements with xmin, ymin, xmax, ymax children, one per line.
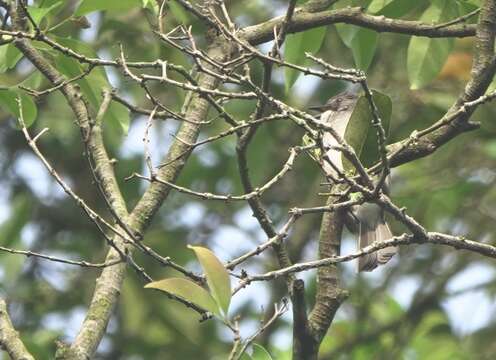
<box><xmin>308</xmin><ymin>105</ymin><xmax>327</xmax><ymax>112</ymax></box>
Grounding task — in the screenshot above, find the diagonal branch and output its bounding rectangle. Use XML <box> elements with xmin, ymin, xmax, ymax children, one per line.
<box><xmin>0</xmin><ymin>298</ymin><xmax>34</xmax><ymax>360</ymax></box>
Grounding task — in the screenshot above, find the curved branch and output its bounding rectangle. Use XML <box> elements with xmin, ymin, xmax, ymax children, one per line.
<box><xmin>0</xmin><ymin>298</ymin><xmax>34</xmax><ymax>360</ymax></box>
<box><xmin>237</xmin><ymin>231</ymin><xmax>496</xmax><ymax>284</ymax></box>
<box><xmin>241</xmin><ymin>6</ymin><xmax>476</xmax><ymax>45</ymax></box>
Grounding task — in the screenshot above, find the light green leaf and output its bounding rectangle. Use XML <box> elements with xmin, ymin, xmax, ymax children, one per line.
<box><xmin>189</xmin><ymin>246</ymin><xmax>231</xmax><ymax>316</ymax></box>
<box><xmin>75</xmin><ymin>0</ymin><xmax>140</xmax><ymax>16</ymax></box>
<box><xmin>457</xmin><ymin>1</ymin><xmax>480</xmax><ymax>18</ymax></box>
<box><xmin>27</xmin><ymin>2</ymin><xmax>62</xmax><ymax>25</ymax></box>
<box><xmin>407</xmin><ymin>0</ymin><xmax>458</xmax><ymax>89</ymax></box>
<box><xmin>0</xmin><ymin>44</ymin><xmax>23</xmax><ymax>72</ymax></box>
<box><xmin>368</xmin><ymin>0</ymin><xmax>393</xmax><ymax>14</ymax></box>
<box><xmin>240</xmin><ymin>353</ymin><xmax>253</xmax><ymax>360</ymax></box>
<box><xmin>252</xmin><ymin>344</ymin><xmax>273</xmax><ymax>360</ymax></box>
<box><xmin>145</xmin><ymin>278</ymin><xmax>220</xmax><ymax>315</ymax></box>
<box><xmin>335</xmin><ymin>24</ymin><xmax>358</xmax><ymax>48</ymax></box>
<box><xmin>142</xmin><ymin>0</ymin><xmax>159</xmax><ymax>13</ymax></box>
<box><xmin>0</xmin><ymin>90</ymin><xmax>38</xmax><ymax>127</ymax></box>
<box><xmin>284</xmin><ymin>26</ymin><xmax>327</xmax><ymax>91</ymax></box>
<box><xmin>376</xmin><ymin>0</ymin><xmax>422</xmax><ymax>17</ymax></box>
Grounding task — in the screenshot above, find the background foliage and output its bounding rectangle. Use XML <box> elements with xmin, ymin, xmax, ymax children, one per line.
<box><xmin>0</xmin><ymin>0</ymin><xmax>495</xmax><ymax>359</ymax></box>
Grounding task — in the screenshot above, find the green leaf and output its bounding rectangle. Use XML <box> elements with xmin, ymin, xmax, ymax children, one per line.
<box><xmin>75</xmin><ymin>0</ymin><xmax>140</xmax><ymax>16</ymax></box>
<box><xmin>0</xmin><ymin>44</ymin><xmax>23</xmax><ymax>72</ymax></box>
<box><xmin>407</xmin><ymin>0</ymin><xmax>458</xmax><ymax>89</ymax></box>
<box><xmin>349</xmin><ymin>28</ymin><xmax>378</xmax><ymax>71</ymax></box>
<box><xmin>359</xmin><ymin>90</ymin><xmax>392</xmax><ymax>167</ymax></box>
<box><xmin>0</xmin><ymin>89</ymin><xmax>38</xmax><ymax>127</ymax></box>
<box><xmin>369</xmin><ymin>0</ymin><xmax>421</xmax><ymax>17</ymax></box>
<box><xmin>336</xmin><ymin>24</ymin><xmax>378</xmax><ymax>70</ymax></box>
<box><xmin>52</xmin><ymin>36</ymin><xmax>130</xmax><ymax>135</ymax></box>
<box><xmin>27</xmin><ymin>2</ymin><xmax>62</xmax><ymax>25</ymax></box>
<box><xmin>169</xmin><ymin>0</ymin><xmax>190</xmax><ymax>24</ymax></box>
<box><xmin>252</xmin><ymin>344</ymin><xmax>273</xmax><ymax>360</ymax></box>
<box><xmin>342</xmin><ymin>90</ymin><xmax>392</xmax><ymax>170</ymax></box>
<box><xmin>485</xmin><ymin>140</ymin><xmax>496</xmax><ymax>159</ymax></box>
<box><xmin>145</xmin><ymin>278</ymin><xmax>220</xmax><ymax>315</ymax></box>
<box><xmin>141</xmin><ymin>0</ymin><xmax>159</xmax><ymax>13</ymax></box>
<box><xmin>189</xmin><ymin>246</ymin><xmax>231</xmax><ymax>316</ymax></box>
<box><xmin>368</xmin><ymin>0</ymin><xmax>393</xmax><ymax>14</ymax></box>
<box><xmin>335</xmin><ymin>24</ymin><xmax>358</xmax><ymax>48</ymax></box>
<box><xmin>336</xmin><ymin>0</ymin><xmax>378</xmax><ymax>70</ymax></box>
<box><xmin>0</xmin><ymin>194</ymin><xmax>32</xmax><ymax>247</ymax></box>
<box><xmin>284</xmin><ymin>26</ymin><xmax>327</xmax><ymax>91</ymax></box>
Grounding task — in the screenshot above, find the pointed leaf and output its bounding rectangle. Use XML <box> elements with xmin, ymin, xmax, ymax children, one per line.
<box><xmin>27</xmin><ymin>2</ymin><xmax>62</xmax><ymax>25</ymax></box>
<box><xmin>342</xmin><ymin>90</ymin><xmax>391</xmax><ymax>171</ymax></box>
<box><xmin>336</xmin><ymin>0</ymin><xmax>379</xmax><ymax>69</ymax></box>
<box><xmin>284</xmin><ymin>26</ymin><xmax>327</xmax><ymax>91</ymax></box>
<box><xmin>370</xmin><ymin>0</ymin><xmax>420</xmax><ymax>17</ymax></box>
<box><xmin>0</xmin><ymin>44</ymin><xmax>23</xmax><ymax>72</ymax></box>
<box><xmin>349</xmin><ymin>28</ymin><xmax>378</xmax><ymax>71</ymax></box>
<box><xmin>75</xmin><ymin>0</ymin><xmax>140</xmax><ymax>16</ymax></box>
<box><xmin>145</xmin><ymin>277</ymin><xmax>220</xmax><ymax>315</ymax></box>
<box><xmin>189</xmin><ymin>246</ymin><xmax>231</xmax><ymax>315</ymax></box>
<box><xmin>252</xmin><ymin>344</ymin><xmax>273</xmax><ymax>360</ymax></box>
<box><xmin>407</xmin><ymin>0</ymin><xmax>458</xmax><ymax>89</ymax></box>
<box><xmin>359</xmin><ymin>90</ymin><xmax>392</xmax><ymax>167</ymax></box>
<box><xmin>0</xmin><ymin>90</ymin><xmax>38</xmax><ymax>127</ymax></box>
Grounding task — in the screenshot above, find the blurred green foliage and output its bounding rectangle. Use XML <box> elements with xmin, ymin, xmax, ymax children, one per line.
<box><xmin>0</xmin><ymin>0</ymin><xmax>495</xmax><ymax>359</ymax></box>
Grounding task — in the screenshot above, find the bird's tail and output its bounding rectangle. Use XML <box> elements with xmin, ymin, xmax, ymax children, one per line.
<box><xmin>358</xmin><ymin>221</ymin><xmax>397</xmax><ymax>272</ymax></box>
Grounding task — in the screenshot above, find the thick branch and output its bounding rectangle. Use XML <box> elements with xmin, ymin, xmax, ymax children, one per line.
<box><xmin>0</xmin><ymin>298</ymin><xmax>34</xmax><ymax>360</ymax></box>
<box><xmin>306</xmin><ymin>195</ymin><xmax>348</xmax><ymax>358</ymax></box>
<box><xmin>241</xmin><ymin>6</ymin><xmax>476</xmax><ymax>45</ymax></box>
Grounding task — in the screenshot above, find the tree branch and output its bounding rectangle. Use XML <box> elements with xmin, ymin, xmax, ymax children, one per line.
<box><xmin>0</xmin><ymin>298</ymin><xmax>34</xmax><ymax>360</ymax></box>
<box><xmin>241</xmin><ymin>6</ymin><xmax>476</xmax><ymax>46</ymax></box>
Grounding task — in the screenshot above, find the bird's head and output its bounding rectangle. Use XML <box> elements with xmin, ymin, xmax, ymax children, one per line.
<box><xmin>308</xmin><ymin>90</ymin><xmax>360</xmax><ymax>113</ymax></box>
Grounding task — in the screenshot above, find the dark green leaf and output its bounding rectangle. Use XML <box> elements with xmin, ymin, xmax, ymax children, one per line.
<box><xmin>349</xmin><ymin>28</ymin><xmax>378</xmax><ymax>71</ymax></box>
<box><xmin>284</xmin><ymin>26</ymin><xmax>327</xmax><ymax>91</ymax></box>
<box><xmin>145</xmin><ymin>277</ymin><xmax>220</xmax><ymax>315</ymax></box>
<box><xmin>189</xmin><ymin>246</ymin><xmax>231</xmax><ymax>316</ymax></box>
<box><xmin>359</xmin><ymin>90</ymin><xmax>392</xmax><ymax>167</ymax></box>
<box><xmin>342</xmin><ymin>89</ymin><xmax>392</xmax><ymax>170</ymax></box>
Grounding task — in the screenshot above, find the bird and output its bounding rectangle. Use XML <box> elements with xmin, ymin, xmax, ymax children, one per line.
<box><xmin>308</xmin><ymin>89</ymin><xmax>397</xmax><ymax>272</ymax></box>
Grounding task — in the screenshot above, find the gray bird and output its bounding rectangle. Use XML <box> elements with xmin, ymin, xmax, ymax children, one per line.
<box><xmin>309</xmin><ymin>90</ymin><xmax>397</xmax><ymax>272</ymax></box>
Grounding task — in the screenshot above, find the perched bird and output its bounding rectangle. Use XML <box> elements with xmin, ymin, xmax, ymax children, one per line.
<box><xmin>309</xmin><ymin>90</ymin><xmax>397</xmax><ymax>272</ymax></box>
